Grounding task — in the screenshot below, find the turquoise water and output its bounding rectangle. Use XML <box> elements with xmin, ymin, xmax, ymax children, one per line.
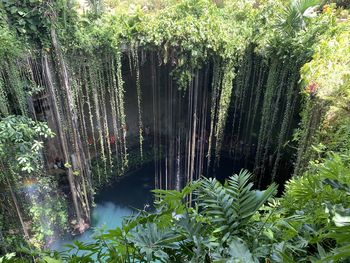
<box><xmin>51</xmin><ymin>163</ymin><xmax>154</xmax><ymax>252</ymax></box>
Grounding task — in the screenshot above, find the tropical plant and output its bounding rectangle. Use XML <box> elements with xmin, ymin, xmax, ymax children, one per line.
<box><xmin>197</xmin><ymin>170</ymin><xmax>277</xmax><ymax>235</ymax></box>
<box><xmin>0</xmin><ymin>115</ymin><xmax>54</xmax><ymax>174</ymax></box>
<box><xmin>25</xmin><ymin>170</ymin><xmax>279</xmax><ymax>262</ymax></box>
<box><xmin>2</xmin><ymin>158</ymin><xmax>350</xmax><ymax>262</ymax></box>
<box><xmin>0</xmin><ymin>0</ymin><xmax>349</xmax><ymax>260</ymax></box>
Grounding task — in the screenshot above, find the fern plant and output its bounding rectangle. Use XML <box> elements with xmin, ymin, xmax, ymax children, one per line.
<box><xmin>197</xmin><ymin>170</ymin><xmax>277</xmax><ymax>236</ymax></box>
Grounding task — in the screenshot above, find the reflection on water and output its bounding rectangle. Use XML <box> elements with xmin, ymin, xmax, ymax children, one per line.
<box><xmin>51</xmin><ymin>163</ymin><xmax>154</xmax><ymax>252</ymax></box>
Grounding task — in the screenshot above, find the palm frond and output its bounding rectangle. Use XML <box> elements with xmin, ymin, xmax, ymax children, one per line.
<box><xmin>276</xmin><ymin>0</ymin><xmax>322</xmax><ymax>35</ymax></box>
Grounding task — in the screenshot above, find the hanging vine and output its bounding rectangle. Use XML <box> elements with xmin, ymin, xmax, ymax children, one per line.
<box><xmin>272</xmin><ymin>69</ymin><xmax>298</xmax><ymax>181</ymax></box>
<box><xmin>235</xmin><ymin>48</ymin><xmax>253</xmax><ymax>157</ymax></box>
<box><xmin>6</xmin><ymin>61</ymin><xmax>27</xmax><ymax>115</ymax></box>
<box><xmin>0</xmin><ymin>0</ymin><xmax>343</xmax><ymax>253</ymax></box>
<box><xmin>83</xmin><ymin>60</ymin><xmax>101</xmax><ymax>183</ymax></box>
<box><xmin>115</xmin><ymin>52</ymin><xmax>128</xmax><ymax>169</ymax></box>
<box><xmin>259</xmin><ymin>63</ymin><xmax>290</xmax><ymax>185</ymax></box>
<box><xmin>254</xmin><ymin>59</ymin><xmax>281</xmax><ymax>182</ymax></box>
<box><xmin>215</xmin><ymin>63</ymin><xmax>235</xmax><ymax>162</ymax></box>
<box><xmin>132</xmin><ymin>44</ymin><xmax>144</xmax><ymax>159</ymax></box>
<box><xmin>71</xmin><ymin>61</ymin><xmax>94</xmax><ymax>193</ymax></box>
<box><xmin>229</xmin><ymin>54</ymin><xmax>247</xmax><ymax>157</ymax></box>
<box><xmin>246</xmin><ymin>58</ymin><xmax>267</xmax><ymax>152</ymax></box>
<box><xmin>99</xmin><ymin>67</ymin><xmax>113</xmax><ymax>176</ymax></box>
<box><xmin>207</xmin><ymin>60</ymin><xmax>221</xmax><ymax>168</ymax></box>
<box><xmin>89</xmin><ymin>59</ymin><xmax>107</xmax><ymax>180</ymax></box>
<box><xmin>109</xmin><ymin>55</ymin><xmax>122</xmax><ymax>175</ymax></box>
<box><xmin>293</xmin><ymin>99</ymin><xmax>326</xmax><ymax>177</ymax></box>
<box><xmin>0</xmin><ymin>75</ymin><xmax>9</xmax><ymax>116</ymax></box>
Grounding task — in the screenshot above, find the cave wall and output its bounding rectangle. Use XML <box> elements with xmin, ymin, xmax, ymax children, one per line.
<box><xmin>33</xmin><ymin>48</ymin><xmax>302</xmax><ymax>191</ymax></box>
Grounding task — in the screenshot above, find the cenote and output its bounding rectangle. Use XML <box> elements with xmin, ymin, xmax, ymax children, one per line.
<box><xmin>1</xmin><ymin>0</ymin><xmax>350</xmax><ymax>261</ymax></box>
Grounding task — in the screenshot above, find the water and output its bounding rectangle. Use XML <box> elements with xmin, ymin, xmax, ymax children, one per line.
<box><xmin>51</xmin><ymin>163</ymin><xmax>154</xmax><ymax>252</ymax></box>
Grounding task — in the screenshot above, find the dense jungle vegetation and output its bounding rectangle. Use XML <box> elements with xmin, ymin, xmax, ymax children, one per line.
<box><xmin>0</xmin><ymin>0</ymin><xmax>350</xmax><ymax>262</ymax></box>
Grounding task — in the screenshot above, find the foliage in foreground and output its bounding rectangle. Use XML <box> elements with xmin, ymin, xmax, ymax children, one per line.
<box><xmin>4</xmin><ymin>155</ymin><xmax>350</xmax><ymax>262</ymax></box>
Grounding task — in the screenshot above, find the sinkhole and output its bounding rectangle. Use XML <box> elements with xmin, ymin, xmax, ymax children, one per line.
<box><xmin>31</xmin><ymin>48</ymin><xmax>301</xmax><ymax>245</ymax></box>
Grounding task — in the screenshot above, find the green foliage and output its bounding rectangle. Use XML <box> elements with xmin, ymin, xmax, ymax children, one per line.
<box><xmin>277</xmin><ymin>0</ymin><xmax>322</xmax><ymax>34</ymax></box>
<box><xmin>0</xmin><ymin>10</ymin><xmax>22</xmax><ymax>59</ymax></box>
<box><xmin>0</xmin><ymin>116</ymin><xmax>68</xmax><ymax>251</ymax></box>
<box><xmin>0</xmin><ymin>115</ymin><xmax>54</xmax><ymax>175</ymax></box>
<box><xmin>34</xmin><ymin>171</ymin><xmax>279</xmax><ymax>262</ymax></box>
<box><xmin>34</xmin><ymin>155</ymin><xmax>346</xmax><ymax>262</ymax></box>
<box><xmin>0</xmin><ymin>0</ymin><xmax>349</xmax><ymax>260</ymax></box>
<box><xmin>26</xmin><ymin>177</ymin><xmax>68</xmax><ymax>249</ymax></box>
<box><xmin>294</xmin><ymin>16</ymin><xmax>350</xmax><ymax>175</ymax></box>
<box><xmin>72</xmin><ymin>0</ymin><xmax>256</xmax><ymax>86</ymax></box>
<box><xmin>197</xmin><ymin>170</ymin><xmax>277</xmax><ymax>234</ymax></box>
<box><xmin>87</xmin><ymin>0</ymin><xmax>105</xmax><ymax>15</ymax></box>
<box><xmin>281</xmin><ymin>153</ymin><xmax>350</xmax><ymax>260</ymax></box>
<box><xmin>4</xmin><ymin>157</ymin><xmax>350</xmax><ymax>261</ymax></box>
<box><xmin>0</xmin><ymin>77</ymin><xmax>9</xmax><ymax>116</ymax></box>
<box><xmin>301</xmin><ymin>19</ymin><xmax>350</xmax><ymax>109</ymax></box>
<box><xmin>284</xmin><ymin>153</ymin><xmax>350</xmax><ymax>212</ymax></box>
<box><xmin>2</xmin><ymin>0</ymin><xmax>51</xmax><ymax>45</ymax></box>
<box><xmin>215</xmin><ymin>63</ymin><xmax>234</xmax><ymax>159</ymax></box>
<box><xmin>0</xmin><ymin>0</ymin><xmax>342</xmax><ymax>184</ymax></box>
<box><xmin>256</xmin><ymin>0</ymin><xmax>335</xmax><ymax>59</ymax></box>
<box><xmin>1</xmin><ymin>0</ymin><xmax>78</xmax><ymax>48</ymax></box>
<box><xmin>0</xmin><ymin>253</ymin><xmax>16</xmax><ymax>263</ymax></box>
